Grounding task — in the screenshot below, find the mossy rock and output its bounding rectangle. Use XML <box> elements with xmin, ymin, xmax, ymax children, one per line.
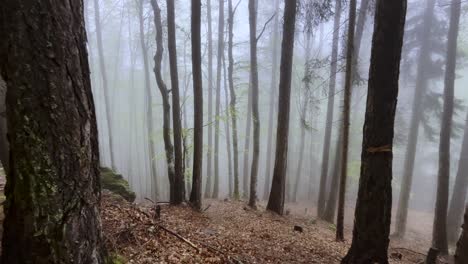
<box><xmin>100</xmin><ymin>167</ymin><xmax>136</xmax><ymax>203</ymax></box>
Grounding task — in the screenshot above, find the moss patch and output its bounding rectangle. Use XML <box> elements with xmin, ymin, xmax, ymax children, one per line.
<box><xmin>100</xmin><ymin>167</ymin><xmax>135</xmax><ymax>203</ymax></box>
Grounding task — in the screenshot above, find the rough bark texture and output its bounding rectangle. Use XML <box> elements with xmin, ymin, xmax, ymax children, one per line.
<box><xmin>166</xmin><ymin>0</ymin><xmax>185</xmax><ymax>204</ymax></box>
<box><xmin>395</xmin><ymin>0</ymin><xmax>436</xmax><ymax>237</ymax></box>
<box><xmin>317</xmin><ymin>0</ymin><xmax>341</xmax><ymax>218</ymax></box>
<box><xmin>248</xmin><ymin>0</ymin><xmax>260</xmax><ymax>208</ymax></box>
<box><xmin>93</xmin><ymin>0</ymin><xmax>116</xmax><ymax>169</ymax></box>
<box><xmin>430</xmin><ymin>0</ymin><xmax>460</xmax><ymax>254</ymax></box>
<box><xmin>0</xmin><ymin>0</ymin><xmax>104</xmax><ymax>262</ymax></box>
<box><xmin>205</xmin><ymin>0</ymin><xmax>214</xmax><ymax>198</ymax></box>
<box><xmin>266</xmin><ymin>0</ymin><xmax>297</xmax><ymax>215</ymax></box>
<box><xmin>263</xmin><ymin>0</ymin><xmax>280</xmax><ymax>201</ymax></box>
<box><xmin>342</xmin><ymin>0</ymin><xmax>407</xmax><ymax>262</ymax></box>
<box><xmin>190</xmin><ymin>0</ymin><xmax>204</xmax><ymax>210</ymax></box>
<box><xmin>213</xmin><ymin>0</ymin><xmax>225</xmax><ymax>199</ymax></box>
<box><xmin>137</xmin><ymin>0</ymin><xmax>159</xmax><ymax>198</ymax></box>
<box><xmin>228</xmin><ymin>0</ymin><xmax>240</xmax><ymax>199</ymax></box>
<box><xmin>336</xmin><ymin>0</ymin><xmax>356</xmax><ymax>242</ymax></box>
<box><xmin>0</xmin><ymin>76</ymin><xmax>8</xmax><ymax>172</ymax></box>
<box><xmin>455</xmin><ymin>206</ymin><xmax>468</xmax><ymax>264</ymax></box>
<box><xmin>150</xmin><ymin>0</ymin><xmax>176</xmax><ymax>202</ymax></box>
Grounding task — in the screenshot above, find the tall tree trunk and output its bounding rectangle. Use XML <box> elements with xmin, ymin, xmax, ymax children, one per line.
<box><xmin>248</xmin><ymin>0</ymin><xmax>260</xmax><ymax>208</ymax></box>
<box><xmin>243</xmin><ymin>82</ymin><xmax>252</xmax><ymax>198</ymax></box>
<box><xmin>228</xmin><ymin>0</ymin><xmax>240</xmax><ymax>199</ymax></box>
<box><xmin>352</xmin><ymin>0</ymin><xmax>370</xmax><ymax>81</ymax></box>
<box><xmin>137</xmin><ymin>0</ymin><xmax>159</xmax><ymax>198</ymax></box>
<box><xmin>323</xmin><ymin>136</ymin><xmax>342</xmax><ymax>223</ymax></box>
<box><xmin>293</xmin><ymin>33</ymin><xmax>312</xmax><ymax>203</ymax></box>
<box><xmin>455</xmin><ymin>206</ymin><xmax>468</xmax><ymax>264</ymax></box>
<box><xmin>150</xmin><ymin>0</ymin><xmax>175</xmax><ymax>202</ymax></box>
<box><xmin>448</xmin><ymin>113</ymin><xmax>468</xmax><ymax>242</ymax></box>
<box><xmin>263</xmin><ymin>0</ymin><xmax>280</xmax><ymax>201</ymax></box>
<box><xmin>394</xmin><ymin>0</ymin><xmax>436</xmax><ymax>237</ymax></box>
<box><xmin>166</xmin><ymin>0</ymin><xmax>185</xmax><ymax>204</ymax></box>
<box><xmin>205</xmin><ymin>0</ymin><xmax>214</xmax><ymax>198</ymax></box>
<box><xmin>93</xmin><ymin>0</ymin><xmax>116</xmax><ymax>170</ymax></box>
<box><xmin>190</xmin><ymin>0</ymin><xmax>204</xmax><ymax>210</ymax></box>
<box><xmin>223</xmin><ymin>53</ymin><xmax>234</xmax><ymax>197</ymax></box>
<box><xmin>266</xmin><ymin>0</ymin><xmax>297</xmax><ymax>215</ymax></box>
<box><xmin>0</xmin><ymin>0</ymin><xmax>104</xmax><ymax>262</ymax></box>
<box><xmin>317</xmin><ymin>0</ymin><xmax>342</xmax><ymax>217</ymax></box>
<box><xmin>429</xmin><ymin>0</ymin><xmax>461</xmax><ymax>254</ymax></box>
<box><xmin>213</xmin><ymin>0</ymin><xmax>225</xmax><ymax>199</ymax></box>
<box><xmin>342</xmin><ymin>0</ymin><xmax>407</xmax><ymax>262</ymax></box>
<box><xmin>336</xmin><ymin>0</ymin><xmax>357</xmax><ymax>242</ymax></box>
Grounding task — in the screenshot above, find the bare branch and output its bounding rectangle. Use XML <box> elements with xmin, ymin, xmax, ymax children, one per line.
<box><xmin>256</xmin><ymin>13</ymin><xmax>276</xmax><ymax>42</ymax></box>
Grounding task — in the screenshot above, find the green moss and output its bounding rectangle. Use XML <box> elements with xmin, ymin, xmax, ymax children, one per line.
<box><xmin>100</xmin><ymin>167</ymin><xmax>136</xmax><ymax>202</ymax></box>
<box><xmin>106</xmin><ymin>253</ymin><xmax>127</xmax><ymax>264</ymax></box>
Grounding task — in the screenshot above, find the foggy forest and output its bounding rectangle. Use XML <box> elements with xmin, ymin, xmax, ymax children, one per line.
<box><xmin>0</xmin><ymin>0</ymin><xmax>468</xmax><ymax>263</ymax></box>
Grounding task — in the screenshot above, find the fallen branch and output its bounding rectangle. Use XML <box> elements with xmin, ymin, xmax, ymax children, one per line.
<box><xmin>391</xmin><ymin>247</ymin><xmax>426</xmax><ymax>256</ymax></box>
<box><xmin>196</xmin><ymin>240</ymin><xmax>244</xmax><ymax>264</ymax></box>
<box><xmin>158</xmin><ymin>225</ymin><xmax>200</xmax><ymax>252</ymax></box>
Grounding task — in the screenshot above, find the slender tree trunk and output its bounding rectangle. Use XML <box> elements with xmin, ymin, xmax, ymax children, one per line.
<box><xmin>205</xmin><ymin>0</ymin><xmax>214</xmax><ymax>198</ymax></box>
<box><xmin>263</xmin><ymin>0</ymin><xmax>280</xmax><ymax>201</ymax></box>
<box><xmin>223</xmin><ymin>53</ymin><xmax>234</xmax><ymax>197</ymax></box>
<box><xmin>342</xmin><ymin>0</ymin><xmax>407</xmax><ymax>261</ymax></box>
<box><xmin>323</xmin><ymin>136</ymin><xmax>342</xmax><ymax>223</ymax></box>
<box><xmin>93</xmin><ymin>0</ymin><xmax>116</xmax><ymax>170</ymax></box>
<box><xmin>0</xmin><ymin>0</ymin><xmax>104</xmax><ymax>261</ymax></box>
<box><xmin>317</xmin><ymin>0</ymin><xmax>342</xmax><ymax>217</ymax></box>
<box><xmin>455</xmin><ymin>205</ymin><xmax>468</xmax><ymax>264</ymax></box>
<box><xmin>266</xmin><ymin>0</ymin><xmax>297</xmax><ymax>215</ymax></box>
<box><xmin>248</xmin><ymin>0</ymin><xmax>260</xmax><ymax>208</ymax></box>
<box><xmin>394</xmin><ymin>0</ymin><xmax>436</xmax><ymax>237</ymax></box>
<box><xmin>150</xmin><ymin>0</ymin><xmax>175</xmax><ymax>202</ymax></box>
<box><xmin>213</xmin><ymin>0</ymin><xmax>225</xmax><ymax>199</ymax></box>
<box><xmin>228</xmin><ymin>0</ymin><xmax>240</xmax><ymax>199</ymax></box>
<box><xmin>429</xmin><ymin>0</ymin><xmax>461</xmax><ymax>254</ymax></box>
<box><xmin>190</xmin><ymin>0</ymin><xmax>204</xmax><ymax>210</ymax></box>
<box><xmin>336</xmin><ymin>0</ymin><xmax>357</xmax><ymax>242</ymax></box>
<box><xmin>166</xmin><ymin>0</ymin><xmax>185</xmax><ymax>204</ymax></box>
<box><xmin>243</xmin><ymin>82</ymin><xmax>252</xmax><ymax>198</ymax></box>
<box><xmin>137</xmin><ymin>0</ymin><xmax>159</xmax><ymax>198</ymax></box>
<box><xmin>352</xmin><ymin>0</ymin><xmax>370</xmax><ymax>82</ymax></box>
<box><xmin>448</xmin><ymin>113</ymin><xmax>468</xmax><ymax>242</ymax></box>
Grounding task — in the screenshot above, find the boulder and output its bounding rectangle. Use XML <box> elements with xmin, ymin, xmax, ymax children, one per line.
<box><xmin>100</xmin><ymin>167</ymin><xmax>136</xmax><ymax>202</ymax></box>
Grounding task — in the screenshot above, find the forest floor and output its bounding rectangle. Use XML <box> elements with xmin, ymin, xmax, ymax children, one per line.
<box><xmin>101</xmin><ymin>192</ymin><xmax>453</xmax><ymax>264</ymax></box>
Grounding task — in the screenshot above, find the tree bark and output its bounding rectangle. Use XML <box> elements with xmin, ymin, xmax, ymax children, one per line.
<box><xmin>0</xmin><ymin>0</ymin><xmax>104</xmax><ymax>262</ymax></box>
<box><xmin>336</xmin><ymin>0</ymin><xmax>357</xmax><ymax>242</ymax></box>
<box><xmin>150</xmin><ymin>0</ymin><xmax>176</xmax><ymax>202</ymax></box>
<box><xmin>228</xmin><ymin>0</ymin><xmax>240</xmax><ymax>199</ymax></box>
<box><xmin>248</xmin><ymin>0</ymin><xmax>260</xmax><ymax>208</ymax></box>
<box><xmin>317</xmin><ymin>0</ymin><xmax>342</xmax><ymax>218</ymax></box>
<box><xmin>430</xmin><ymin>0</ymin><xmax>461</xmax><ymax>254</ymax></box>
<box><xmin>137</xmin><ymin>0</ymin><xmax>159</xmax><ymax>198</ymax></box>
<box><xmin>223</xmin><ymin>52</ymin><xmax>234</xmax><ymax>197</ymax></box>
<box><xmin>213</xmin><ymin>0</ymin><xmax>225</xmax><ymax>199</ymax></box>
<box><xmin>93</xmin><ymin>0</ymin><xmax>116</xmax><ymax>170</ymax></box>
<box><xmin>166</xmin><ymin>0</ymin><xmax>185</xmax><ymax>204</ymax></box>
<box><xmin>342</xmin><ymin>0</ymin><xmax>407</xmax><ymax>262</ymax></box>
<box><xmin>323</xmin><ymin>136</ymin><xmax>342</xmax><ymax>223</ymax></box>
<box><xmin>455</xmin><ymin>206</ymin><xmax>468</xmax><ymax>264</ymax></box>
<box><xmin>266</xmin><ymin>0</ymin><xmax>297</xmax><ymax>215</ymax></box>
<box><xmin>0</xmin><ymin>76</ymin><xmax>8</xmax><ymax>173</ymax></box>
<box><xmin>205</xmin><ymin>0</ymin><xmax>214</xmax><ymax>198</ymax></box>
<box><xmin>190</xmin><ymin>0</ymin><xmax>204</xmax><ymax>210</ymax></box>
<box><xmin>394</xmin><ymin>0</ymin><xmax>436</xmax><ymax>237</ymax></box>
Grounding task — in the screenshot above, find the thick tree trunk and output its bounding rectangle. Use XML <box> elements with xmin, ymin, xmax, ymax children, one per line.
<box><xmin>266</xmin><ymin>0</ymin><xmax>297</xmax><ymax>215</ymax></box>
<box><xmin>336</xmin><ymin>0</ymin><xmax>357</xmax><ymax>242</ymax></box>
<box><xmin>228</xmin><ymin>0</ymin><xmax>240</xmax><ymax>199</ymax></box>
<box><xmin>455</xmin><ymin>206</ymin><xmax>468</xmax><ymax>264</ymax></box>
<box><xmin>0</xmin><ymin>1</ymin><xmax>104</xmax><ymax>262</ymax></box>
<box><xmin>448</xmin><ymin>113</ymin><xmax>468</xmax><ymax>242</ymax></box>
<box><xmin>150</xmin><ymin>0</ymin><xmax>176</xmax><ymax>202</ymax></box>
<box><xmin>205</xmin><ymin>0</ymin><xmax>214</xmax><ymax>198</ymax></box>
<box><xmin>263</xmin><ymin>0</ymin><xmax>280</xmax><ymax>201</ymax></box>
<box><xmin>93</xmin><ymin>0</ymin><xmax>116</xmax><ymax>169</ymax></box>
<box><xmin>190</xmin><ymin>0</ymin><xmax>204</xmax><ymax>210</ymax></box>
<box><xmin>248</xmin><ymin>0</ymin><xmax>260</xmax><ymax>208</ymax></box>
<box><xmin>137</xmin><ymin>0</ymin><xmax>159</xmax><ymax>198</ymax></box>
<box><xmin>317</xmin><ymin>0</ymin><xmax>342</xmax><ymax>218</ymax></box>
<box><xmin>342</xmin><ymin>0</ymin><xmax>407</xmax><ymax>262</ymax></box>
<box><xmin>166</xmin><ymin>0</ymin><xmax>185</xmax><ymax>204</ymax></box>
<box><xmin>394</xmin><ymin>0</ymin><xmax>436</xmax><ymax>237</ymax></box>
<box><xmin>430</xmin><ymin>0</ymin><xmax>461</xmax><ymax>254</ymax></box>
<box><xmin>213</xmin><ymin>0</ymin><xmax>225</xmax><ymax>199</ymax></box>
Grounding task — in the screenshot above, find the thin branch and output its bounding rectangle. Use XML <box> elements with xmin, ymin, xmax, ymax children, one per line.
<box><xmin>233</xmin><ymin>0</ymin><xmax>242</xmax><ymax>16</ymax></box>
<box><xmin>256</xmin><ymin>13</ymin><xmax>276</xmax><ymax>42</ymax></box>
